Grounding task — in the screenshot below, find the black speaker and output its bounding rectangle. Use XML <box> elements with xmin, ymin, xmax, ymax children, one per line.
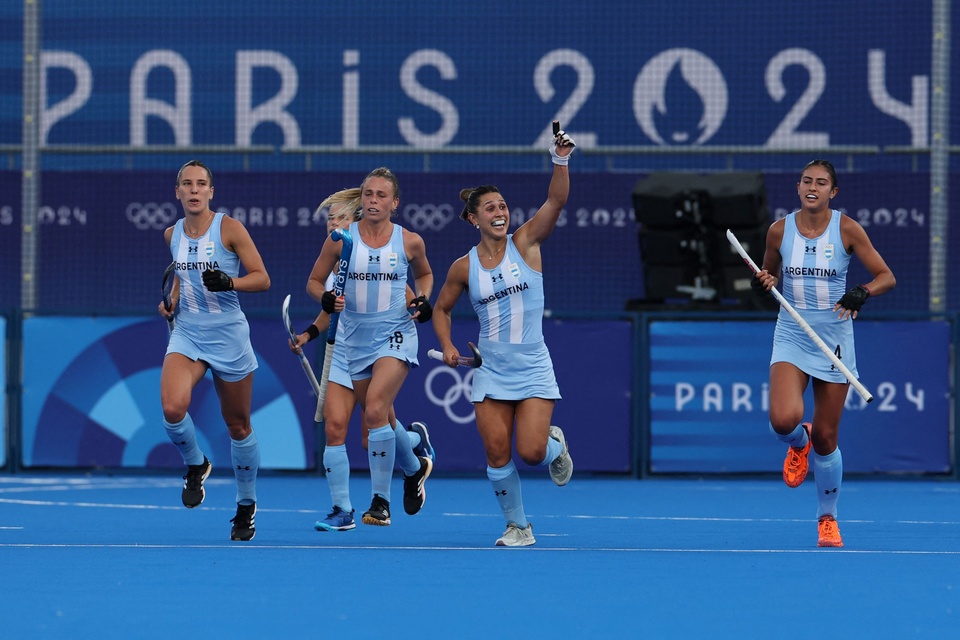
<box><xmin>700</xmin><ymin>173</ymin><xmax>769</xmax><ymax>229</ymax></box>
<box><xmin>632</xmin><ymin>173</ymin><xmax>710</xmax><ymax>228</ymax></box>
<box><xmin>643</xmin><ymin>265</ymin><xmax>703</xmax><ymax>301</ymax></box>
<box><xmin>639</xmin><ymin>228</ymin><xmax>704</xmax><ymax>266</ymax></box>
<box><xmin>632</xmin><ymin>172</ymin><xmax>770</xmax><ymax>307</ymax></box>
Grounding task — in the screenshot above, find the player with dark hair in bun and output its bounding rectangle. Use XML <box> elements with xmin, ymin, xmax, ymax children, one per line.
<box><xmin>752</xmin><ymin>158</ymin><xmax>895</xmax><ymax>548</ymax></box>
<box><xmin>431</xmin><ymin>125</ymin><xmax>575</xmax><ymax>547</ymax></box>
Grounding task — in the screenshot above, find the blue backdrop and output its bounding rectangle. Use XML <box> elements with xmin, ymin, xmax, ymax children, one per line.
<box><xmin>0</xmin><ymin>170</ymin><xmax>956</xmax><ymax>314</ymax></box>
<box><xmin>648</xmin><ymin>320</ymin><xmax>952</xmax><ymax>473</ymax></box>
<box><xmin>0</xmin><ymin>1</ymin><xmax>942</xmax><ymax>151</ymax></box>
<box><xmin>19</xmin><ymin>315</ymin><xmax>633</xmax><ymax>473</ymax></box>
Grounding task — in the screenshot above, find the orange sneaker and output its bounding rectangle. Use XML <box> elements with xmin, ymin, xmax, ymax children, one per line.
<box><xmin>818</xmin><ymin>515</ymin><xmax>843</xmax><ymax>547</ymax></box>
<box><xmin>782</xmin><ymin>422</ymin><xmax>812</xmax><ymax>488</ymax></box>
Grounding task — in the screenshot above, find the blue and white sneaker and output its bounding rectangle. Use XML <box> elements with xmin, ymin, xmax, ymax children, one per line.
<box><xmin>314</xmin><ymin>505</ymin><xmax>356</xmax><ymax>531</ymax></box>
<box><xmin>408</xmin><ymin>421</ymin><xmax>435</xmax><ymax>462</ymax></box>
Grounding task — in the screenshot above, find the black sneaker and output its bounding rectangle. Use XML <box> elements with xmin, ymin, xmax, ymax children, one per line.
<box><xmin>181</xmin><ymin>456</ymin><xmax>212</xmax><ymax>508</ymax></box>
<box><xmin>361</xmin><ymin>494</ymin><xmax>391</xmax><ymax>526</ymax></box>
<box><xmin>402</xmin><ymin>456</ymin><xmax>433</xmax><ymax>515</ymax></box>
<box><xmin>230</xmin><ymin>502</ymin><xmax>257</xmax><ymax>541</ymax></box>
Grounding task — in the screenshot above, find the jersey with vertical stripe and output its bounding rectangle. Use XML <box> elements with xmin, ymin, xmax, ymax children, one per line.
<box><xmin>466</xmin><ymin>235</ymin><xmax>559</xmax><ymax>402</ymax></box>
<box><xmin>166</xmin><ymin>211</ymin><xmax>257</xmax><ymax>381</ymax></box>
<box><xmin>772</xmin><ymin>209</ymin><xmax>858</xmax><ymax>381</ymax></box>
<box><xmin>342</xmin><ymin>221</ymin><xmax>408</xmax><ymax>315</ymax></box>
<box><xmin>778</xmin><ymin>209</ymin><xmax>851</xmax><ymax>312</ymax></box>
<box><xmin>468</xmin><ymin>235</ymin><xmax>544</xmax><ymax>345</ymax></box>
<box><xmin>170</xmin><ymin>212</ymin><xmax>241</xmax><ymax>316</ymax></box>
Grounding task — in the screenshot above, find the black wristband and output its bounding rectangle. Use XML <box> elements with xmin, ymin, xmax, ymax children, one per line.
<box><xmin>303</xmin><ymin>324</ymin><xmax>321</xmax><ymax>342</ymax></box>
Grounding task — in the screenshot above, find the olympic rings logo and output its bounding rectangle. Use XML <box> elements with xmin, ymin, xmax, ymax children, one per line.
<box><xmin>424</xmin><ymin>365</ymin><xmax>475</xmax><ymax>424</ymax></box>
<box><xmin>402</xmin><ymin>203</ymin><xmax>456</xmax><ymax>232</ymax></box>
<box><xmin>125</xmin><ymin>202</ymin><xmax>179</xmax><ymax>230</ymax></box>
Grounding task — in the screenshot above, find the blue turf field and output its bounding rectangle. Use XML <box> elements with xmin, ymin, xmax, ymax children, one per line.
<box><xmin>1</xmin><ymin>474</ymin><xmax>957</xmax><ymax>638</ymax></box>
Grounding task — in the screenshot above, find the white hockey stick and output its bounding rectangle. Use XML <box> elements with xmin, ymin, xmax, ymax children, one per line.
<box><xmin>282</xmin><ymin>294</ymin><xmax>321</xmax><ymax>397</ymax></box>
<box><xmin>726</xmin><ymin>228</ymin><xmax>874</xmax><ymax>403</ymax></box>
<box><xmin>427</xmin><ymin>342</ymin><xmax>483</xmax><ymax>368</ymax></box>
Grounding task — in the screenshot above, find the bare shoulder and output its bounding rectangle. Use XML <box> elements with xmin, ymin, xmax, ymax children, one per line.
<box><xmin>448</xmin><ymin>253</ymin><xmax>471</xmax><ymax>281</ymax></box>
<box><xmin>839</xmin><ymin>211</ymin><xmax>870</xmax><ymax>247</ymax></box>
<box><xmin>766</xmin><ymin>217</ymin><xmax>785</xmax><ymax>243</ymax></box>
<box><xmin>402</xmin><ymin>226</ymin><xmax>425</xmax><ymax>245</ymax></box>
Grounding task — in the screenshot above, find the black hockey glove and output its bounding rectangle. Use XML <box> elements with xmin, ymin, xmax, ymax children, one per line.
<box><xmin>202</xmin><ymin>269</ymin><xmax>234</xmax><ymax>292</ymax></box>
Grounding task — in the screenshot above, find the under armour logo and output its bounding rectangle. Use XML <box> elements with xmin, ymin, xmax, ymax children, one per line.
<box><xmin>369</xmin><ymin>255</ymin><xmax>381</xmax><ymax>263</ymax></box>
<box><xmin>189</xmin><ymin>245</ymin><xmax>198</xmax><ymax>253</ymax></box>
<box><xmin>495</xmin><ymin>490</ymin><xmax>508</xmax><ymax>496</ymax></box>
<box><xmin>491</xmin><ymin>273</ymin><xmax>504</xmax><ymax>284</ymax></box>
<box><xmin>236</xmin><ymin>465</ymin><xmax>251</xmax><ymax>471</ymax></box>
<box><xmin>372</xmin><ymin>450</ymin><xmax>387</xmax><ymax>457</ymax></box>
<box><xmin>824</xmin><ymin>487</ymin><xmax>838</xmax><ymax>495</ymax></box>
<box><xmin>804</xmin><ymin>245</ymin><xmax>817</xmax><ymax>254</ymax></box>
<box><xmin>325</xmin><ymin>467</ymin><xmax>332</xmax><ymax>473</ymax></box>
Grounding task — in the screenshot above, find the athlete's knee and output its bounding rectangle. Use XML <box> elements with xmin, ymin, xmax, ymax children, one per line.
<box><xmin>224</xmin><ymin>420</ymin><xmax>252</xmax><ymax>440</ymax></box>
<box><xmin>515</xmin><ymin>442</ymin><xmax>546</xmax><ymax>467</ymax></box>
<box><xmin>769</xmin><ymin>410</ymin><xmax>803</xmax><ymax>435</ymax></box>
<box><xmin>161</xmin><ymin>398</ymin><xmax>190</xmax><ymax>424</ymax></box>
<box><xmin>324</xmin><ymin>420</ymin><xmax>349</xmax><ymax>445</ymax></box>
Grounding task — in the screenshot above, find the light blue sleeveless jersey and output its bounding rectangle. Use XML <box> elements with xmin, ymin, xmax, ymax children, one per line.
<box><xmin>166</xmin><ymin>211</ymin><xmax>257</xmax><ymax>381</ymax></box>
<box><xmin>170</xmin><ymin>212</ymin><xmax>241</xmax><ymax>316</ymax></box>
<box><xmin>339</xmin><ymin>221</ymin><xmax>418</xmax><ymax>376</ymax></box>
<box><xmin>342</xmin><ymin>221</ymin><xmax>408</xmax><ymax>315</ymax></box>
<box><xmin>772</xmin><ymin>209</ymin><xmax>858</xmax><ymax>381</ymax></box>
<box><xmin>467</xmin><ymin>235</ymin><xmax>559</xmax><ymax>402</ymax></box>
<box><xmin>778</xmin><ymin>209</ymin><xmax>851</xmax><ymax>311</ymax></box>
<box><xmin>468</xmin><ymin>235</ymin><xmax>545</xmax><ymax>344</ymax></box>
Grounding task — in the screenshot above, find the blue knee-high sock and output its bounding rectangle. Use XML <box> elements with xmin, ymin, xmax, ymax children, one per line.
<box><xmin>487</xmin><ymin>461</ymin><xmax>527</xmax><ymax>528</ymax></box>
<box><xmin>814</xmin><ymin>448</ymin><xmax>843</xmax><ymax>519</ymax></box>
<box><xmin>536</xmin><ymin>435</ymin><xmax>563</xmax><ymax>467</ymax></box>
<box><xmin>396</xmin><ymin>420</ymin><xmax>422</xmax><ymax>450</ymax></box>
<box><xmin>164</xmin><ymin>415</ymin><xmax>204</xmax><ymax>466</ymax></box>
<box><xmin>393</xmin><ymin>421</ymin><xmax>420</xmax><ymax>475</ymax></box>
<box><xmin>367</xmin><ymin>425</ymin><xmax>396</xmax><ymax>503</ymax></box>
<box><xmin>770</xmin><ymin>422</ymin><xmax>809</xmax><ymax>448</ymax></box>
<box><xmin>231</xmin><ymin>431</ymin><xmax>259</xmax><ymax>505</ymax></box>
<box><xmin>323</xmin><ymin>444</ymin><xmax>352</xmax><ymax>512</ymax></box>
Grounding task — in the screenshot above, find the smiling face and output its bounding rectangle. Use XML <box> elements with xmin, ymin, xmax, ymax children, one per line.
<box><xmin>797</xmin><ymin>164</ymin><xmax>837</xmax><ymax>214</ymax></box>
<box><xmin>175</xmin><ymin>164</ymin><xmax>214</xmax><ymax>215</ymax></box>
<box><xmin>473</xmin><ymin>191</ymin><xmax>509</xmax><ymax>236</ymax></box>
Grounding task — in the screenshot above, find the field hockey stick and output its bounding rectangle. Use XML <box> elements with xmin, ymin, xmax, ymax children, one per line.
<box><xmin>726</xmin><ymin>229</ymin><xmax>874</xmax><ymax>403</ymax></box>
<box><xmin>315</xmin><ymin>228</ymin><xmax>354</xmax><ymax>421</ymax></box>
<box><xmin>282</xmin><ymin>294</ymin><xmax>322</xmax><ymax>397</ymax></box>
<box><xmin>161</xmin><ymin>261</ymin><xmax>176</xmax><ymax>334</ymax></box>
<box><xmin>427</xmin><ymin>342</ymin><xmax>483</xmax><ymax>368</ymax></box>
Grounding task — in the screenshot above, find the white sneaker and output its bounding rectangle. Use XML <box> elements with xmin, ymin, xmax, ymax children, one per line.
<box><xmin>548</xmin><ymin>425</ymin><xmax>573</xmax><ymax>486</ymax></box>
<box><xmin>495</xmin><ymin>522</ymin><xmax>536</xmax><ymax>547</ymax></box>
